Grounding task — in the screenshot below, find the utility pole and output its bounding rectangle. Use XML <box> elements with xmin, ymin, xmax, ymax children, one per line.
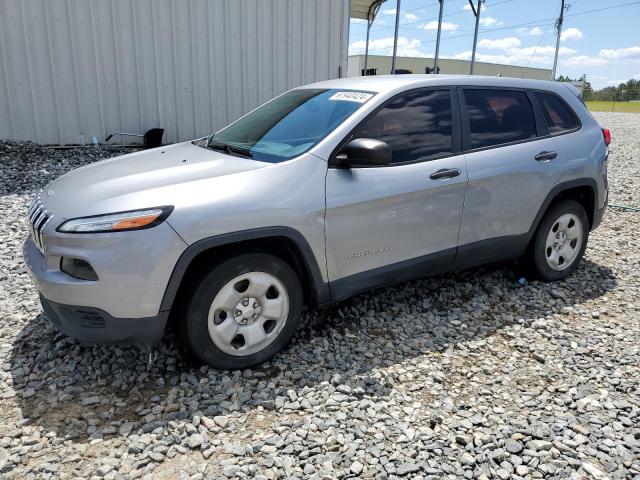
<box><xmin>469</xmin><ymin>0</ymin><xmax>483</xmax><ymax>75</ymax></box>
<box><xmin>433</xmin><ymin>0</ymin><xmax>444</xmax><ymax>73</ymax></box>
<box><xmin>391</xmin><ymin>0</ymin><xmax>401</xmax><ymax>74</ymax></box>
<box><xmin>551</xmin><ymin>0</ymin><xmax>567</xmax><ymax>80</ymax></box>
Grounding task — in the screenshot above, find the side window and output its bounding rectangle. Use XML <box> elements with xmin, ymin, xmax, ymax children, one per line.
<box><xmin>463</xmin><ymin>89</ymin><xmax>536</xmax><ymax>149</ymax></box>
<box><xmin>352</xmin><ymin>89</ymin><xmax>453</xmax><ymax>163</ymax></box>
<box><xmin>535</xmin><ymin>91</ymin><xmax>579</xmax><ymax>134</ymax></box>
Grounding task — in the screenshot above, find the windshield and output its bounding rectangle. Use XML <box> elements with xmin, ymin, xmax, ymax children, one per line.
<box><xmin>207</xmin><ymin>88</ymin><xmax>375</xmax><ymax>162</ymax></box>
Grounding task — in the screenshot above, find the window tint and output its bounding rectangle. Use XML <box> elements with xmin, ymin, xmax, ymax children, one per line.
<box><xmin>211</xmin><ymin>89</ymin><xmax>373</xmax><ymax>162</ymax></box>
<box><xmin>535</xmin><ymin>92</ymin><xmax>579</xmax><ymax>134</ymax></box>
<box><xmin>464</xmin><ymin>89</ymin><xmax>536</xmax><ymax>149</ymax></box>
<box><xmin>352</xmin><ymin>89</ymin><xmax>453</xmax><ymax>163</ymax></box>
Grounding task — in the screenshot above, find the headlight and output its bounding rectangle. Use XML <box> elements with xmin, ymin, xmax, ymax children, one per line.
<box><xmin>57</xmin><ymin>206</ymin><xmax>173</xmax><ymax>233</ymax></box>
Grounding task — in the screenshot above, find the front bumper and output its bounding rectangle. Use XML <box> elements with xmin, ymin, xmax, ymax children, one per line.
<box><xmin>40</xmin><ymin>294</ymin><xmax>168</xmax><ymax>350</ymax></box>
<box><xmin>23</xmin><ymin>221</ymin><xmax>186</xmax><ymax>319</ymax></box>
<box><xmin>23</xmin><ymin>220</ymin><xmax>187</xmax><ymax>348</ymax></box>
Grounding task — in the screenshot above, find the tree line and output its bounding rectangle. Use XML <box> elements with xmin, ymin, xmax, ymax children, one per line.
<box><xmin>556</xmin><ymin>75</ymin><xmax>640</xmax><ymax>102</ymax></box>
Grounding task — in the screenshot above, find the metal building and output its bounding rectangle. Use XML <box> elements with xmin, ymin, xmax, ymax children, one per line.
<box><xmin>348</xmin><ymin>54</ymin><xmax>553</xmax><ymax>80</ymax></box>
<box><xmin>0</xmin><ymin>0</ymin><xmax>353</xmax><ymax>145</ymax></box>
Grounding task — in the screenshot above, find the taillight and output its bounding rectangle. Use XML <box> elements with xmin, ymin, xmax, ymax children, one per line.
<box><xmin>602</xmin><ymin>128</ymin><xmax>611</xmax><ymax>146</ymax></box>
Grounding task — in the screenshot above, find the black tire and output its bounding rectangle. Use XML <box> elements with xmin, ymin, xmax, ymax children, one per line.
<box><xmin>181</xmin><ymin>253</ymin><xmax>303</xmax><ymax>369</ymax></box>
<box><xmin>529</xmin><ymin>199</ymin><xmax>589</xmax><ymax>281</ymax></box>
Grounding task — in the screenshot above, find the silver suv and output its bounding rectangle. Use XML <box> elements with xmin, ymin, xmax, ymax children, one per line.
<box><xmin>24</xmin><ymin>75</ymin><xmax>609</xmax><ymax>369</ymax></box>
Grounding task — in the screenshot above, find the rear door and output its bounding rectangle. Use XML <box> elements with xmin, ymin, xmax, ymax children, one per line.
<box><xmin>456</xmin><ymin>87</ymin><xmax>565</xmax><ymax>266</ymax></box>
<box><xmin>325</xmin><ymin>88</ymin><xmax>468</xmax><ymax>299</ymax></box>
<box><xmin>532</xmin><ymin>89</ymin><xmax>585</xmax><ymax>177</ymax></box>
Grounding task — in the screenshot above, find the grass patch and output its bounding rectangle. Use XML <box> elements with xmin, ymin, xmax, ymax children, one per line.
<box><xmin>586</xmin><ymin>101</ymin><xmax>640</xmax><ymax>113</ymax></box>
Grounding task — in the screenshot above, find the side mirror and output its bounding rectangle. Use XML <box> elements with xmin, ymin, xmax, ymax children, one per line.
<box><xmin>335</xmin><ymin>138</ymin><xmax>391</xmax><ymax>167</ymax></box>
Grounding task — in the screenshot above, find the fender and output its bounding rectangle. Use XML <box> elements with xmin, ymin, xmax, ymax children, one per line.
<box><xmin>526</xmin><ymin>177</ymin><xmax>599</xmax><ymax>241</ymax></box>
<box><xmin>159</xmin><ymin>226</ymin><xmax>330</xmax><ymax>312</ymax></box>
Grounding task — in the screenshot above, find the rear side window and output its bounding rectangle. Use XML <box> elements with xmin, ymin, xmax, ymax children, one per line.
<box><xmin>352</xmin><ymin>89</ymin><xmax>453</xmax><ymax>163</ymax></box>
<box><xmin>535</xmin><ymin>92</ymin><xmax>579</xmax><ymax>134</ymax></box>
<box><xmin>463</xmin><ymin>89</ymin><xmax>536</xmax><ymax>149</ymax></box>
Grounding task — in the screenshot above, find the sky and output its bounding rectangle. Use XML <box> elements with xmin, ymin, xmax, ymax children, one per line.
<box><xmin>348</xmin><ymin>0</ymin><xmax>640</xmax><ymax>89</ymax></box>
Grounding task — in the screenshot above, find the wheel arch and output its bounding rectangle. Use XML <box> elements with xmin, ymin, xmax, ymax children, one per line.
<box><xmin>527</xmin><ymin>178</ymin><xmax>598</xmax><ymax>245</ymax></box>
<box><xmin>160</xmin><ymin>227</ymin><xmax>330</xmax><ymax>314</ymax></box>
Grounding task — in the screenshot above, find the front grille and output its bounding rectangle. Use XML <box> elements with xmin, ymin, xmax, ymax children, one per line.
<box><xmin>27</xmin><ymin>192</ymin><xmax>53</xmax><ymax>253</ymax></box>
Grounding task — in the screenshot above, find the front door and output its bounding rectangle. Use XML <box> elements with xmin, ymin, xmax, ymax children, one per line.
<box><xmin>325</xmin><ymin>88</ymin><xmax>468</xmax><ymax>301</ymax></box>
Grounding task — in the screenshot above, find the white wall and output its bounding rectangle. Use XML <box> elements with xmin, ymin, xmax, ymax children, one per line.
<box><xmin>0</xmin><ymin>0</ymin><xmax>349</xmax><ymax>145</ymax></box>
<box><xmin>348</xmin><ymin>55</ymin><xmax>552</xmax><ymax>80</ymax></box>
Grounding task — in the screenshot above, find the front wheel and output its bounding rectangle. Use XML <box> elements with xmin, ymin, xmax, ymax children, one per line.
<box><xmin>529</xmin><ymin>199</ymin><xmax>589</xmax><ymax>281</ymax></box>
<box><xmin>182</xmin><ymin>253</ymin><xmax>303</xmax><ymax>369</ymax></box>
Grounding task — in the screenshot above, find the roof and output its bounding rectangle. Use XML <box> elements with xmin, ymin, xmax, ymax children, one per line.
<box><xmin>302</xmin><ymin>74</ymin><xmax>569</xmax><ymax>96</ymax></box>
<box><xmin>350</xmin><ymin>0</ymin><xmax>386</xmax><ymax>20</ymax></box>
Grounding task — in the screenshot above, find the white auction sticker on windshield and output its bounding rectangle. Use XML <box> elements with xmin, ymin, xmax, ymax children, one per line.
<box><xmin>329</xmin><ymin>91</ymin><xmax>373</xmax><ymax>103</ymax></box>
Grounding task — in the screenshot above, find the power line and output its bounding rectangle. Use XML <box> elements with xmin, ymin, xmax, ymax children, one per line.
<box><xmin>401</xmin><ymin>17</ymin><xmax>555</xmax><ymax>34</ymax></box>
<box><xmin>350</xmin><ymin>0</ymin><xmax>518</xmax><ymax>38</ymax></box>
<box><xmin>356</xmin><ymin>0</ymin><xmax>639</xmax><ymax>50</ymax></box>
<box><xmin>527</xmin><ymin>23</ymin><xmax>552</xmax><ymax>66</ymax></box>
<box><xmin>351</xmin><ymin>0</ymin><xmax>640</xmax><ymax>38</ymax></box>
<box><xmin>359</xmin><ymin>18</ymin><xmax>556</xmax><ymax>51</ymax></box>
<box><xmin>565</xmin><ymin>0</ymin><xmax>640</xmax><ymax>18</ymax></box>
<box><xmin>350</xmin><ymin>0</ymin><xmax>490</xmax><ymax>37</ymax></box>
<box><xmin>487</xmin><ymin>0</ymin><xmax>519</xmax><ymax>5</ymax></box>
<box><xmin>567</xmin><ymin>13</ymin><xmax>640</xmax><ymax>21</ymax></box>
<box><xmin>419</xmin><ymin>18</ymin><xmax>557</xmax><ymax>43</ymax></box>
<box><xmin>354</xmin><ymin>19</ymin><xmax>557</xmax><ymax>59</ymax></box>
<box><xmin>352</xmin><ymin>0</ymin><xmax>640</xmax><ymax>69</ymax></box>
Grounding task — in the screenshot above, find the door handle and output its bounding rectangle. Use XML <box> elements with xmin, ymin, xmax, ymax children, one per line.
<box><xmin>535</xmin><ymin>151</ymin><xmax>558</xmax><ymax>161</ymax></box>
<box><xmin>430</xmin><ymin>168</ymin><xmax>461</xmax><ymax>180</ymax></box>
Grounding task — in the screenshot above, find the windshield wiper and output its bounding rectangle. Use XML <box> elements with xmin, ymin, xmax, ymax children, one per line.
<box><xmin>207</xmin><ymin>139</ymin><xmax>253</xmax><ymax>158</ymax></box>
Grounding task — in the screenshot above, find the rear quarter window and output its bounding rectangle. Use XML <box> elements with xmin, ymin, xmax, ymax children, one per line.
<box><xmin>534</xmin><ymin>92</ymin><xmax>580</xmax><ymax>134</ymax></box>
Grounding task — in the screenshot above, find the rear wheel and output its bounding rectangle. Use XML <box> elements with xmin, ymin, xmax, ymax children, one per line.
<box><xmin>182</xmin><ymin>253</ymin><xmax>303</xmax><ymax>369</ymax></box>
<box><xmin>529</xmin><ymin>199</ymin><xmax>589</xmax><ymax>281</ymax></box>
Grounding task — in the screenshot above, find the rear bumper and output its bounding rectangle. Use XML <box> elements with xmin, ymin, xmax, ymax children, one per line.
<box><xmin>592</xmin><ymin>190</ymin><xmax>608</xmax><ymax>230</ymax></box>
<box><xmin>40</xmin><ymin>294</ymin><xmax>168</xmax><ymax>351</ymax></box>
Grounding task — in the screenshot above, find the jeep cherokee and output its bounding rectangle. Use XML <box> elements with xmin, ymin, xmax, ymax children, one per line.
<box><xmin>24</xmin><ymin>75</ymin><xmax>609</xmax><ymax>369</ymax></box>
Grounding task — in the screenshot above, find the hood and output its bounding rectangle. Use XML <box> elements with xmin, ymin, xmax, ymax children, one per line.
<box><xmin>41</xmin><ymin>142</ymin><xmax>269</xmax><ymax>219</ymax></box>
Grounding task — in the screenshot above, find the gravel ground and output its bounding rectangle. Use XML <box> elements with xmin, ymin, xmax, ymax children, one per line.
<box><xmin>0</xmin><ymin>112</ymin><xmax>638</xmax><ymax>480</ymax></box>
